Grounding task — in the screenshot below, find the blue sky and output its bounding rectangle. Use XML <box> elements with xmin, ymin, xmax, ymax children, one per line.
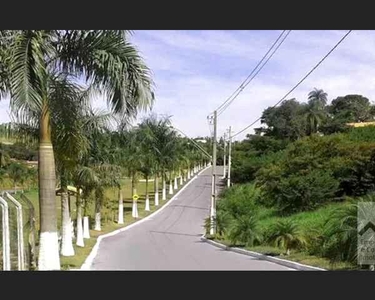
<box><xmin>1</xmin><ymin>30</ymin><xmax>375</xmax><ymax>140</ymax></box>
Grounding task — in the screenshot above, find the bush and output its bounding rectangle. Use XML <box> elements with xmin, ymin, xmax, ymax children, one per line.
<box><xmin>321</xmin><ymin>202</ymin><xmax>358</xmax><ymax>263</ymax></box>
<box><xmin>257</xmin><ymin>133</ymin><xmax>375</xmax><ymax>214</ymax></box>
<box><xmin>228</xmin><ymin>214</ymin><xmax>262</xmax><ymax>247</ymax></box>
<box><xmin>266</xmin><ymin>219</ymin><xmax>306</xmax><ymax>255</ymax></box>
<box><xmin>218</xmin><ymin>184</ymin><xmax>260</xmax><ymax>219</ymax></box>
<box><xmin>259</xmin><ymin>168</ymin><xmax>339</xmax><ymax>214</ymax></box>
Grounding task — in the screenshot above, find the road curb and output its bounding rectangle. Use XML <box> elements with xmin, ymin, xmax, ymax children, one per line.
<box><xmin>200</xmin><ymin>235</ymin><xmax>326</xmax><ymax>271</ymax></box>
<box><xmin>79</xmin><ymin>165</ymin><xmax>211</xmax><ymax>270</ymax></box>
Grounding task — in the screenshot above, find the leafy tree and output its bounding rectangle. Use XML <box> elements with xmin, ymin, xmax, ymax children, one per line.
<box><xmin>328</xmin><ymin>94</ymin><xmax>375</xmax><ymax>123</ymax></box>
<box><xmin>256</xmin><ymin>99</ymin><xmax>308</xmax><ymax>140</ymax></box>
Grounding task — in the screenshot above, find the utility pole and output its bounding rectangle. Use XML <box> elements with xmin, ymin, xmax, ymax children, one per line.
<box><xmin>210</xmin><ymin>111</ymin><xmax>217</xmax><ymax>235</ymax></box>
<box><xmin>222</xmin><ymin>132</ymin><xmax>226</xmax><ymax>179</ymax></box>
<box><xmin>227</xmin><ymin>126</ymin><xmax>232</xmax><ymax>188</ymax></box>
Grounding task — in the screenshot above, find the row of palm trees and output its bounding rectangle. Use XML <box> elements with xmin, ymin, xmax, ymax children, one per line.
<box><xmin>55</xmin><ymin>113</ymin><xmax>208</xmax><ymax>261</ymax></box>
<box><xmin>0</xmin><ymin>30</ymin><xmax>187</xmax><ymax>270</ymax></box>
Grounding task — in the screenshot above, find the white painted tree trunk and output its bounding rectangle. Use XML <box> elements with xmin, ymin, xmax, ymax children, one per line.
<box><xmin>94</xmin><ymin>212</ymin><xmax>101</xmax><ymax>231</ymax></box>
<box><xmin>132</xmin><ymin>200</ymin><xmax>139</xmax><ymax>218</ymax></box>
<box><xmin>174</xmin><ymin>177</ymin><xmax>178</xmax><ymax>189</ymax></box>
<box><xmin>83</xmin><ymin>216</ymin><xmax>90</xmax><ymax>239</ymax></box>
<box><xmin>71</xmin><ymin>219</ymin><xmax>75</xmax><ymax>239</ymax></box>
<box><xmin>118</xmin><ymin>189</ymin><xmax>124</xmax><ymax>224</ymax></box>
<box><xmin>162</xmin><ymin>177</ymin><xmax>166</xmax><ymax>200</ymax></box>
<box><xmin>76</xmin><ymin>206</ymin><xmax>84</xmax><ymax>247</ymax></box>
<box><xmin>61</xmin><ymin>193</ymin><xmax>74</xmax><ymax>256</ymax></box>
<box><xmin>187</xmin><ymin>168</ymin><xmax>191</xmax><ymax>179</ymax></box>
<box><xmin>145</xmin><ymin>195</ymin><xmax>150</xmax><ymax>211</ymax></box>
<box><xmin>180</xmin><ymin>175</ymin><xmax>183</xmax><ymax>185</ymax></box>
<box><xmin>169</xmin><ymin>180</ymin><xmax>174</xmax><ymax>195</ymax></box>
<box><xmin>38</xmin><ymin>232</ymin><xmax>60</xmax><ymax>270</ymax></box>
<box><xmin>155</xmin><ymin>176</ymin><xmax>159</xmax><ymax>206</ymax></box>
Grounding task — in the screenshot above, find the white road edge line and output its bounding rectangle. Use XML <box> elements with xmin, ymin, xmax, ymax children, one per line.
<box><xmin>79</xmin><ymin>165</ymin><xmax>211</xmax><ymax>271</ymax></box>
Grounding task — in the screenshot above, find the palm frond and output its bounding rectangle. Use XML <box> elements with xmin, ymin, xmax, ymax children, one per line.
<box><xmin>56</xmin><ymin>30</ymin><xmax>154</xmax><ymax>118</ymax></box>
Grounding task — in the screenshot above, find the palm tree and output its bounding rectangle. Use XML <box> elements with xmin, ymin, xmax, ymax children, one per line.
<box><xmin>308</xmin><ymin>88</ymin><xmax>328</xmax><ymax>108</ymax></box>
<box><xmin>94</xmin><ymin>164</ymin><xmax>122</xmax><ymax>230</ymax></box>
<box><xmin>0</xmin><ymin>30</ymin><xmax>153</xmax><ymax>269</ymax></box>
<box><xmin>228</xmin><ymin>215</ymin><xmax>262</xmax><ymax>247</ymax></box>
<box><xmin>268</xmin><ymin>220</ymin><xmax>306</xmax><ymax>255</ymax></box>
<box><xmin>14</xmin><ymin>96</ymin><xmax>113</xmax><ymax>256</ymax></box>
<box><xmin>305</xmin><ymin>104</ymin><xmax>326</xmax><ymax>135</ymax></box>
<box><xmin>323</xmin><ymin>201</ymin><xmax>358</xmax><ymax>263</ymax></box>
<box><xmin>73</xmin><ymin>166</ymin><xmax>100</xmax><ymax>247</ymax></box>
<box><xmin>141</xmin><ymin>116</ymin><xmax>178</xmax><ymax>202</ymax></box>
<box><xmin>138</xmin><ymin>121</ymin><xmax>157</xmax><ymax>212</ymax></box>
<box><xmin>305</xmin><ymin>88</ymin><xmax>328</xmax><ymax>135</ymax></box>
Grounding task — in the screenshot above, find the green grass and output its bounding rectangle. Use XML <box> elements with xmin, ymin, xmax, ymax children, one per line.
<box><xmin>256</xmin><ymin>201</ymin><xmax>352</xmax><ymax>234</ymax></box>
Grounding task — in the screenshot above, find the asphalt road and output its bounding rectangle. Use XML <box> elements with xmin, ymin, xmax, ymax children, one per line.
<box><xmin>90</xmin><ymin>166</ymin><xmax>292</xmax><ymax>270</ymax></box>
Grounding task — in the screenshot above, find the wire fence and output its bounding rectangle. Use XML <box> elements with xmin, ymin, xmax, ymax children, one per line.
<box><xmin>0</xmin><ymin>190</ymin><xmax>36</xmax><ymax>271</ymax></box>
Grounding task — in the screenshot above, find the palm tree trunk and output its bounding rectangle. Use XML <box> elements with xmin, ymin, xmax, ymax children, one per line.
<box><xmin>145</xmin><ymin>175</ymin><xmax>150</xmax><ymax>211</ymax></box>
<box><xmin>68</xmin><ymin>194</ymin><xmax>74</xmax><ymax>239</ymax></box>
<box><xmin>131</xmin><ymin>172</ymin><xmax>136</xmax><ymax>196</ymax></box>
<box><xmin>169</xmin><ymin>172</ymin><xmax>173</xmax><ymax>195</ymax></box>
<box><xmin>37</xmin><ymin>108</ymin><xmax>60</xmax><ymax>270</ymax></box>
<box><xmin>118</xmin><ymin>188</ymin><xmax>124</xmax><ymax>224</ymax></box>
<box><xmin>76</xmin><ymin>189</ymin><xmax>84</xmax><ymax>247</ymax></box>
<box><xmin>162</xmin><ymin>172</ymin><xmax>166</xmax><ymax>200</ymax></box>
<box><xmin>60</xmin><ymin>188</ymin><xmax>74</xmax><ymax>256</ymax></box>
<box><xmin>94</xmin><ymin>193</ymin><xmax>101</xmax><ymax>231</ymax></box>
<box><xmin>82</xmin><ymin>198</ymin><xmax>90</xmax><ymax>239</ymax></box>
<box><xmin>83</xmin><ymin>216</ymin><xmax>90</xmax><ymax>239</ymax></box>
<box><xmin>154</xmin><ymin>174</ymin><xmax>159</xmax><ymax>206</ymax></box>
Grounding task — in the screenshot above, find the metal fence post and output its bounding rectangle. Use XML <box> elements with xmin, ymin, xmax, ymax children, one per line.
<box><xmin>0</xmin><ymin>196</ymin><xmax>11</xmax><ymax>270</ymax></box>
<box><xmin>5</xmin><ymin>192</ymin><xmax>25</xmax><ymax>270</ymax></box>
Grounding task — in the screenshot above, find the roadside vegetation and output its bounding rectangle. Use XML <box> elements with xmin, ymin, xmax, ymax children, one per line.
<box><xmin>207</xmin><ymin>90</ymin><xmax>375</xmax><ymax>270</ymax></box>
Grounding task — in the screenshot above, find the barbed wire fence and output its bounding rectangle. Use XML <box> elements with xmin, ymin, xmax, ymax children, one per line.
<box><xmin>0</xmin><ymin>190</ymin><xmax>36</xmax><ymax>271</ymax></box>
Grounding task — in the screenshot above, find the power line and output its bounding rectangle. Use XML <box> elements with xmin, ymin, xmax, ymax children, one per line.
<box><xmin>218</xmin><ymin>30</ymin><xmax>291</xmax><ymax>117</ymax></box>
<box><xmin>231</xmin><ymin>30</ymin><xmax>352</xmax><ymax>139</ymax></box>
<box><xmin>209</xmin><ymin>30</ymin><xmax>289</xmax><ymax>117</ymax></box>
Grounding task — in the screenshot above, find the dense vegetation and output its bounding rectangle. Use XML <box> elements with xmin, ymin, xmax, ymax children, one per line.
<box><xmin>210</xmin><ymin>89</ymin><xmax>375</xmax><ymax>269</ymax></box>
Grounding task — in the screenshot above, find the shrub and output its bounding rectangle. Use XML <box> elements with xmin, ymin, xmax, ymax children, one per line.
<box><xmin>228</xmin><ymin>214</ymin><xmax>262</xmax><ymax>247</ymax></box>
<box><xmin>267</xmin><ymin>220</ymin><xmax>306</xmax><ymax>255</ymax></box>
<box><xmin>259</xmin><ymin>168</ymin><xmax>339</xmax><ymax>214</ymax></box>
<box><xmin>321</xmin><ymin>202</ymin><xmax>358</xmax><ymax>263</ymax></box>
<box><xmin>218</xmin><ymin>183</ymin><xmax>260</xmax><ymax>219</ymax></box>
